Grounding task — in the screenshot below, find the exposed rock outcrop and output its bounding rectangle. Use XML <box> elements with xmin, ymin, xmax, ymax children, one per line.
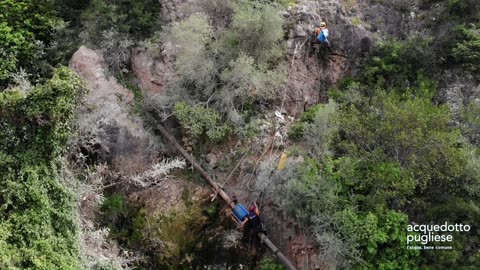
<box><xmin>280</xmin><ymin>0</ymin><xmax>369</xmax><ymax>115</ymax></box>
<box><xmin>71</xmin><ymin>1</ymin><xmax>480</xmax><ymax>268</ymax></box>
<box><xmin>70</xmin><ymin>46</ymin><xmax>162</xmax><ymax>172</ymax></box>
<box><xmin>286</xmin><ymin>0</ymin><xmax>374</xmax><ymax>58</ymax></box>
<box><xmin>438</xmin><ymin>69</ymin><xmax>480</xmax><ymax>120</ymax></box>
<box><xmin>131</xmin><ymin>42</ymin><xmax>177</xmax><ymax>96</ymax></box>
<box><xmin>70</xmin><ymin>45</ymin><xmax>232</xmax><ymax>267</ymax></box>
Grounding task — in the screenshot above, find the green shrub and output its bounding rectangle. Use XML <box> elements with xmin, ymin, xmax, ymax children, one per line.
<box><xmin>101</xmin><ymin>194</ymin><xmax>128</xmax><ymax>222</ymax></box>
<box><xmin>338</xmin><ymin>209</ymin><xmax>420</xmax><ymax>270</ymax></box>
<box><xmin>291</xmin><ymin>36</ymin><xmax>480</xmax><ymax>270</ymax></box>
<box><xmin>447</xmin><ymin>0</ymin><xmax>479</xmax><ymax>18</ymax></box>
<box><xmin>337</xmin><ymin>90</ymin><xmax>466</xmax><ymax>192</ymax></box>
<box><xmin>352</xmin><ymin>17</ymin><xmax>361</xmax><ymax>26</ymax></box>
<box><xmin>156</xmin><ymin>1</ymin><xmax>287</xmax><ymax>131</ymax></box>
<box><xmin>281</xmin><ymin>158</ymin><xmax>339</xmax><ymax>225</ymax></box>
<box><xmin>288</xmin><ymin>102</ymin><xmax>338</xmax><ymax>149</ymax></box>
<box><xmin>460</xmin><ymin>100</ymin><xmax>480</xmax><ymax>146</ymax></box>
<box><xmin>464</xmin><ymin>148</ymin><xmax>480</xmax><ymax>197</ymax></box>
<box><xmin>194</xmin><ymin>0</ymin><xmax>235</xmax><ymax>29</ymax></box>
<box><xmin>220</xmin><ymin>53</ymin><xmax>286</xmax><ymax>121</ymax></box>
<box><xmin>0</xmin><ymin>67</ymin><xmax>86</xmax><ymax>269</ymax></box>
<box><xmin>259</xmin><ymin>257</ymin><xmax>285</xmax><ymax>270</ymax></box>
<box><xmin>100</xmin><ymin>190</ymin><xmax>214</xmax><ymax>269</ymax></box>
<box><xmin>259</xmin><ymin>0</ymin><xmax>297</xmax><ymax>7</ymax></box>
<box><xmin>54</xmin><ymin>0</ymin><xmax>90</xmax><ymax>27</ymax></box>
<box><xmin>288</xmin><ymin>38</ymin><xmax>480</xmax><ymax>267</ymax></box>
<box><xmin>90</xmin><ymin>262</ymin><xmax>120</xmax><ymax>270</ymax></box>
<box><xmin>239</xmin><ymin>118</ymin><xmax>263</xmax><ymax>139</ymax></box>
<box><xmin>116</xmin><ymin>74</ymin><xmax>144</xmax><ymax>114</ymax></box>
<box><xmin>303</xmin><ymin>101</ymin><xmax>338</xmax><ymax>160</ymax></box>
<box><xmin>169</xmin><ymin>13</ymin><xmax>217</xmax><ymax>99</ymax></box>
<box><xmin>215</xmin><ymin>1</ymin><xmax>285</xmax><ymax>66</ymax></box>
<box><xmin>99</xmin><ymin>28</ymin><xmax>134</xmax><ymax>72</ymax></box>
<box><xmin>361</xmin><ymin>37</ymin><xmax>435</xmax><ymax>91</ymax></box>
<box><xmin>0</xmin><ymin>0</ymin><xmax>63</xmax><ymax>86</ymax></box>
<box><xmin>279</xmin><ymin>157</ymin><xmax>420</xmax><ymax>269</ymax></box>
<box><xmin>82</xmin><ymin>0</ymin><xmax>161</xmax><ymax>40</ymax></box>
<box><xmin>288</xmin><ymin>104</ymin><xmax>325</xmax><ymax>140</ymax></box>
<box><xmin>452</xmin><ymin>25</ymin><xmax>480</xmax><ymax>72</ymax></box>
<box><xmin>329</xmin><ymin>87</ymin><xmax>480</xmax><ymax>268</ymax></box>
<box><xmin>174</xmin><ymin>102</ymin><xmax>230</xmax><ymax>143</ymax></box>
<box><xmin>287</xmin><ymin>122</ymin><xmax>306</xmax><ymax>140</ymax></box>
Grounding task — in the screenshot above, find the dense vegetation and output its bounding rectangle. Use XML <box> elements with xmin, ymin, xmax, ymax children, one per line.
<box><xmin>1</xmin><ymin>0</ymin><xmax>480</xmax><ymax>269</ymax></box>
<box><xmin>0</xmin><ymin>68</ymin><xmax>86</xmax><ymax>269</ymax></box>
<box><xmin>150</xmin><ymin>0</ymin><xmax>287</xmax><ymax>136</ymax></box>
<box><xmin>0</xmin><ymin>0</ymin><xmax>90</xmax><ymax>268</ymax></box>
<box><xmin>0</xmin><ymin>1</ymin><xmax>87</xmax><ymax>269</ymax></box>
<box><xmin>0</xmin><ymin>0</ymin><xmax>61</xmax><ymax>85</ymax></box>
<box><xmin>272</xmin><ymin>38</ymin><xmax>480</xmax><ymax>269</ymax></box>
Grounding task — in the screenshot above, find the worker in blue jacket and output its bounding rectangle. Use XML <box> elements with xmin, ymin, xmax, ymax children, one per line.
<box><xmin>316</xmin><ymin>22</ymin><xmax>330</xmax><ymax>47</ymax></box>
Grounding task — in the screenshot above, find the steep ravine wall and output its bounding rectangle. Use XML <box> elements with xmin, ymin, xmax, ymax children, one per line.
<box><xmin>69</xmin><ymin>0</ymin><xmax>480</xmax><ymax>268</ymax></box>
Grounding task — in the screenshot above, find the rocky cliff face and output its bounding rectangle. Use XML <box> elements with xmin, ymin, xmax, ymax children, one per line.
<box><xmin>281</xmin><ymin>0</ymin><xmax>366</xmax><ymax>112</ymax></box>
<box><xmin>70</xmin><ymin>0</ymin><xmax>479</xmax><ymax>268</ymax></box>
<box><xmin>131</xmin><ymin>44</ymin><xmax>177</xmax><ymax>95</ymax></box>
<box><xmin>438</xmin><ymin>69</ymin><xmax>480</xmax><ymax>120</ymax></box>
<box><xmin>286</xmin><ymin>0</ymin><xmax>480</xmax><ymax>118</ymax></box>
<box><xmin>70</xmin><ymin>45</ymin><xmax>233</xmax><ymax>267</ymax></box>
<box><xmin>120</xmin><ymin>1</ymin><xmax>407</xmax><ymax>267</ymax></box>
<box><xmin>70</xmin><ymin>46</ymin><xmax>162</xmax><ymax>172</ymax></box>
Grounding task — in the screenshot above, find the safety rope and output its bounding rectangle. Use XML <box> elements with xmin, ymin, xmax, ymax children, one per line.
<box><xmin>211</xmin><ymin>148</ymin><xmax>250</xmax><ymax>201</ymax></box>
<box><xmin>245</xmin><ymin>36</ymin><xmax>309</xmax><ymax>193</ymax></box>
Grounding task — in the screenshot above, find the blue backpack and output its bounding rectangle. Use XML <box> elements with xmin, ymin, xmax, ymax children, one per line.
<box><xmin>317</xmin><ymin>29</ymin><xmax>329</xmax><ymax>43</ymax></box>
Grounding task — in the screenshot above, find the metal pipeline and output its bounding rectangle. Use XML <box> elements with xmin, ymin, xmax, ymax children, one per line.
<box><xmin>154</xmin><ymin>122</ymin><xmax>297</xmax><ymax>270</ymax></box>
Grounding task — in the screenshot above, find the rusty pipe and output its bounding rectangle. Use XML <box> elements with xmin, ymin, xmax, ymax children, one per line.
<box><xmin>153</xmin><ymin>122</ymin><xmax>297</xmax><ymax>270</ymax></box>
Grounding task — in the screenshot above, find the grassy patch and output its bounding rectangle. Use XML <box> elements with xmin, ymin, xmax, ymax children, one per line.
<box><xmin>352</xmin><ymin>17</ymin><xmax>362</xmax><ymax>26</ymax></box>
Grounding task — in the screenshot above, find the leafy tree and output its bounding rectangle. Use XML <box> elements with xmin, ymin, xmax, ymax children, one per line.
<box><xmin>302</xmin><ymin>101</ymin><xmax>338</xmax><ymax>160</ymax></box>
<box><xmin>174</xmin><ymin>102</ymin><xmax>230</xmax><ymax>143</ymax></box>
<box><xmin>451</xmin><ymin>24</ymin><xmax>480</xmax><ymax>72</ymax></box>
<box><xmin>0</xmin><ymin>0</ymin><xmax>58</xmax><ymax>41</ymax></box>
<box><xmin>338</xmin><ymin>209</ymin><xmax>420</xmax><ymax>270</ymax></box>
<box><xmin>0</xmin><ymin>67</ymin><xmax>86</xmax><ymax>269</ymax></box>
<box><xmin>277</xmin><ymin>157</ymin><xmax>420</xmax><ymax>269</ymax></box>
<box><xmin>336</xmin><ymin>89</ymin><xmax>470</xmax><ymax>196</ymax></box>
<box><xmin>169</xmin><ymin>13</ymin><xmax>217</xmax><ymax>99</ymax></box>
<box><xmin>215</xmin><ymin>1</ymin><xmax>285</xmax><ymax>66</ymax></box>
<box><xmin>360</xmin><ymin>38</ymin><xmax>435</xmax><ymax>91</ymax></box>
<box><xmin>156</xmin><ymin>1</ymin><xmax>287</xmax><ymax>127</ymax></box>
<box><xmin>81</xmin><ymin>0</ymin><xmax>161</xmax><ymax>40</ymax></box>
<box><xmin>279</xmin><ymin>35</ymin><xmax>480</xmax><ymax>269</ymax></box>
<box><xmin>326</xmin><ymin>48</ymin><xmax>480</xmax><ymax>268</ymax></box>
<box><xmin>0</xmin><ymin>0</ymin><xmax>62</xmax><ymax>85</ymax></box>
<box><xmin>289</xmin><ymin>103</ymin><xmax>332</xmax><ymax>140</ymax></box>
<box><xmin>220</xmin><ymin>54</ymin><xmax>286</xmax><ymax>123</ymax></box>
